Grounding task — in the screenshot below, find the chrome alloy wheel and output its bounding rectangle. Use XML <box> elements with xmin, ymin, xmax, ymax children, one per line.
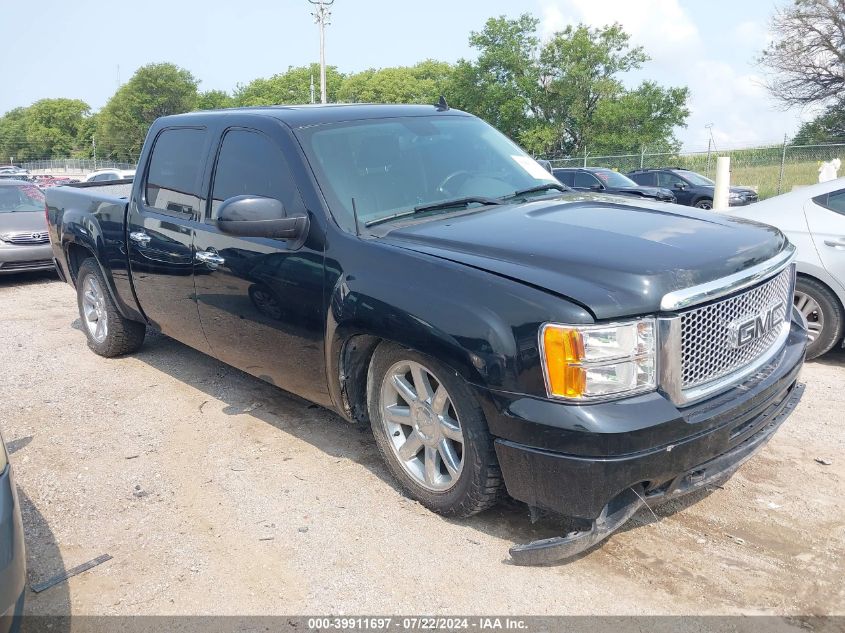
<box><xmin>794</xmin><ymin>290</ymin><xmax>824</xmax><ymax>343</ymax></box>
<box><xmin>82</xmin><ymin>275</ymin><xmax>108</xmax><ymax>343</ymax></box>
<box><xmin>380</xmin><ymin>360</ymin><xmax>464</xmax><ymax>491</ymax></box>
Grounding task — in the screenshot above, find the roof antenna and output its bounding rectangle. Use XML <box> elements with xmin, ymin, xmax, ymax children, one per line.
<box><xmin>351</xmin><ymin>197</ymin><xmax>361</xmax><ymax>237</ymax></box>
<box><xmin>435</xmin><ymin>95</ymin><xmax>449</xmax><ymax>111</ymax></box>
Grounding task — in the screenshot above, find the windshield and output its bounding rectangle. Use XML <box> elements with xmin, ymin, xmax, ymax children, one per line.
<box><xmin>296</xmin><ymin>115</ymin><xmax>559</xmax><ymax>231</ymax></box>
<box><xmin>592</xmin><ymin>169</ymin><xmax>639</xmax><ymax>188</ymax></box>
<box><xmin>677</xmin><ymin>170</ymin><xmax>714</xmax><ymax>186</ymax></box>
<box><xmin>0</xmin><ymin>184</ymin><xmax>45</xmax><ymax>213</ymax></box>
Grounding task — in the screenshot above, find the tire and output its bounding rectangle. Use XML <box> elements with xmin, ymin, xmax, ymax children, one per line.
<box><xmin>694</xmin><ymin>198</ymin><xmax>713</xmax><ymax>209</ymax></box>
<box><xmin>76</xmin><ymin>258</ymin><xmax>146</xmax><ymax>357</ymax></box>
<box><xmin>794</xmin><ymin>276</ymin><xmax>844</xmax><ymax>360</ymax></box>
<box><xmin>367</xmin><ymin>342</ymin><xmax>502</xmax><ymax>517</ymax></box>
<box><xmin>248</xmin><ymin>284</ymin><xmax>283</xmax><ymax>320</ymax></box>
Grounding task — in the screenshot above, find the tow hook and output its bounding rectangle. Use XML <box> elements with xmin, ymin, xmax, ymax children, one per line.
<box><xmin>508</xmin><ymin>487</ymin><xmax>645</xmax><ymax>566</ymax></box>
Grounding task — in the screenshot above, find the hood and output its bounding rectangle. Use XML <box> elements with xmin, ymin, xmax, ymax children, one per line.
<box><xmin>609</xmin><ymin>185</ymin><xmax>673</xmax><ymax>199</ymax></box>
<box><xmin>0</xmin><ymin>211</ymin><xmax>48</xmax><ymax>234</ymax></box>
<box><xmin>379</xmin><ymin>193</ymin><xmax>787</xmax><ymax>319</ymax></box>
<box><xmin>695</xmin><ymin>184</ymin><xmax>756</xmax><ymax>195</ymax></box>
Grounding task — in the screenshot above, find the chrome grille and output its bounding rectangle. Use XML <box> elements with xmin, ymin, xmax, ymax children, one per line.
<box><xmin>680</xmin><ymin>267</ymin><xmax>792</xmax><ymax>389</ymax></box>
<box><xmin>3</xmin><ymin>231</ymin><xmax>49</xmax><ymax>245</ymax></box>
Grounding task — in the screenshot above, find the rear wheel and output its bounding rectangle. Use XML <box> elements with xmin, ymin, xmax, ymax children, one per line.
<box><xmin>694</xmin><ymin>198</ymin><xmax>713</xmax><ymax>209</ymax></box>
<box><xmin>368</xmin><ymin>342</ymin><xmax>502</xmax><ymax>517</ymax></box>
<box><xmin>76</xmin><ymin>258</ymin><xmax>146</xmax><ymax>357</ymax></box>
<box><xmin>794</xmin><ymin>277</ymin><xmax>844</xmax><ymax>360</ymax></box>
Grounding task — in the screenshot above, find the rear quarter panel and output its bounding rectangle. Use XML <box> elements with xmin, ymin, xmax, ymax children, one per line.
<box><xmin>46</xmin><ymin>185</ymin><xmax>144</xmax><ymax>322</ymax></box>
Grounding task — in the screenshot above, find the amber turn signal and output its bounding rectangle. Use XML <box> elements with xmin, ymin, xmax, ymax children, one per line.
<box><xmin>542</xmin><ymin>326</ymin><xmax>586</xmax><ymax>398</ymax></box>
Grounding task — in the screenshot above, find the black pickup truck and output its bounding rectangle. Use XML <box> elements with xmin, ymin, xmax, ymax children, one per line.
<box><xmin>45</xmin><ymin>104</ymin><xmax>807</xmax><ymax>564</ymax></box>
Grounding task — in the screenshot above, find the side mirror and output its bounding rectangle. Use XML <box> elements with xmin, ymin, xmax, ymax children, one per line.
<box><xmin>673</xmin><ymin>182</ymin><xmax>686</xmax><ymax>190</ymax></box>
<box><xmin>589</xmin><ymin>184</ymin><xmax>603</xmax><ymax>191</ymax></box>
<box><xmin>217</xmin><ymin>196</ymin><xmax>309</xmax><ymax>241</ymax></box>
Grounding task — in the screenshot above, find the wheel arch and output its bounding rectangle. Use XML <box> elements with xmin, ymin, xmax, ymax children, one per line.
<box><xmin>795</xmin><ymin>263</ymin><xmax>845</xmax><ymax>314</ymax></box>
<box><xmin>795</xmin><ymin>270</ymin><xmax>845</xmax><ymax>349</ymax></box>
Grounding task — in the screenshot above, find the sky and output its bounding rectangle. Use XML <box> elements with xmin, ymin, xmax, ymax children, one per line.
<box><xmin>0</xmin><ymin>0</ymin><xmax>814</xmax><ymax>151</ymax></box>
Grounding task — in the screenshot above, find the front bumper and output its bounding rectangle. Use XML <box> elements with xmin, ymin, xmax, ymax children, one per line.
<box><xmin>478</xmin><ymin>314</ymin><xmax>806</xmax><ymax>522</ymax></box>
<box><xmin>728</xmin><ymin>197</ymin><xmax>758</xmax><ymax>207</ymax></box>
<box><xmin>0</xmin><ymin>465</ymin><xmax>25</xmax><ymax>633</ymax></box>
<box><xmin>0</xmin><ymin>243</ymin><xmax>55</xmax><ymax>274</ymax></box>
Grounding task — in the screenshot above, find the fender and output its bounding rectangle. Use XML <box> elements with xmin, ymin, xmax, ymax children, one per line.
<box><xmin>322</xmin><ymin>236</ymin><xmax>591</xmax><ymax>420</ymax></box>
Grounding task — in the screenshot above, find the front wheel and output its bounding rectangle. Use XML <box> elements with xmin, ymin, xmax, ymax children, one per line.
<box><xmin>76</xmin><ymin>258</ymin><xmax>146</xmax><ymax>357</ymax></box>
<box><xmin>794</xmin><ymin>277</ymin><xmax>844</xmax><ymax>360</ymax></box>
<box><xmin>694</xmin><ymin>198</ymin><xmax>713</xmax><ymax>209</ymax></box>
<box><xmin>367</xmin><ymin>342</ymin><xmax>502</xmax><ymax>517</ymax></box>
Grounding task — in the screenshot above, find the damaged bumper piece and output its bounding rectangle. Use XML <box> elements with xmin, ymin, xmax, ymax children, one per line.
<box><xmin>508</xmin><ymin>381</ymin><xmax>805</xmax><ymax>565</ymax></box>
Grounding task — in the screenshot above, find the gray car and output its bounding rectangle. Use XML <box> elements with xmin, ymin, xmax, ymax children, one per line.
<box><xmin>0</xmin><ymin>180</ymin><xmax>54</xmax><ymax>275</ymax></box>
<box><xmin>0</xmin><ymin>431</ymin><xmax>25</xmax><ymax>633</ymax></box>
<box><xmin>730</xmin><ymin>177</ymin><xmax>845</xmax><ymax>359</ymax></box>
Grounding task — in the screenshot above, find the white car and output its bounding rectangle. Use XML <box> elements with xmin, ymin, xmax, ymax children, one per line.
<box><xmin>83</xmin><ymin>169</ymin><xmax>135</xmax><ymax>183</ymax></box>
<box><xmin>730</xmin><ymin>177</ymin><xmax>845</xmax><ymax>359</ymax></box>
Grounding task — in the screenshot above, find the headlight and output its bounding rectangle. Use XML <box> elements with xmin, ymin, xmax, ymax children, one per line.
<box><xmin>540</xmin><ymin>319</ymin><xmax>656</xmax><ymax>400</ymax></box>
<box><xmin>729</xmin><ymin>192</ymin><xmax>743</xmax><ymax>201</ymax></box>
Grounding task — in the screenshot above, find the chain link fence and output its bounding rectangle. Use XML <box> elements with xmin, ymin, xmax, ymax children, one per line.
<box><xmin>543</xmin><ymin>141</ymin><xmax>845</xmax><ymax>200</ymax></box>
<box><xmin>9</xmin><ymin>141</ymin><xmax>845</xmax><ymax>201</ymax></box>
<box><xmin>15</xmin><ymin>158</ymin><xmax>137</xmax><ymax>175</ymax></box>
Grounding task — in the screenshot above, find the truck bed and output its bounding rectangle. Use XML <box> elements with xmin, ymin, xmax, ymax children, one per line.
<box><xmin>57</xmin><ymin>179</ymin><xmax>134</xmax><ymax>199</ymax></box>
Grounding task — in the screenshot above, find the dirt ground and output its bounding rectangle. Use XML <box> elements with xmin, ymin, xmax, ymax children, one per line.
<box><xmin>1</xmin><ymin>272</ymin><xmax>843</xmax><ymax>616</ymax></box>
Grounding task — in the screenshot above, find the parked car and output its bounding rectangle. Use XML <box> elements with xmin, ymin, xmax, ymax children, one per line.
<box><xmin>729</xmin><ymin>177</ymin><xmax>845</xmax><ymax>359</ymax></box>
<box><xmin>0</xmin><ymin>180</ymin><xmax>54</xmax><ymax>274</ymax></box>
<box><xmin>0</xmin><ymin>168</ymin><xmax>31</xmax><ymax>182</ymax></box>
<box><xmin>553</xmin><ymin>167</ymin><xmax>675</xmax><ymax>202</ymax></box>
<box><xmin>0</xmin><ymin>430</ymin><xmax>25</xmax><ymax>633</ymax></box>
<box><xmin>46</xmin><ymin>104</ymin><xmax>806</xmax><ymax>564</ymax></box>
<box><xmin>83</xmin><ymin>169</ymin><xmax>135</xmax><ymax>183</ymax></box>
<box><xmin>627</xmin><ymin>167</ymin><xmax>758</xmax><ymax>209</ymax></box>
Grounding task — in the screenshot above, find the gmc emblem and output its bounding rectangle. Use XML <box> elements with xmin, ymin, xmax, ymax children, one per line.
<box><xmin>728</xmin><ymin>301</ymin><xmax>785</xmax><ymax>348</ymax></box>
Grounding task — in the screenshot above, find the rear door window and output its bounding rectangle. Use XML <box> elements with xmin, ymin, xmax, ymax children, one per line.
<box><xmin>144</xmin><ymin>128</ymin><xmax>207</xmax><ymax>218</ymax></box>
<box><xmin>574</xmin><ymin>172</ymin><xmax>600</xmax><ymax>188</ymax></box>
<box><xmin>813</xmin><ymin>188</ymin><xmax>845</xmax><ymax>215</ymax></box>
<box><xmin>631</xmin><ymin>172</ymin><xmax>656</xmax><ymax>186</ymax></box>
<box><xmin>553</xmin><ymin>170</ymin><xmax>575</xmax><ymax>186</ymax></box>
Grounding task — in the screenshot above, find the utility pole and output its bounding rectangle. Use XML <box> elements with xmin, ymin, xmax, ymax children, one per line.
<box><xmin>310</xmin><ymin>73</ymin><xmax>316</xmax><ymax>104</ymax></box>
<box><xmin>705</xmin><ymin>123</ymin><xmax>716</xmax><ymax>177</ymax></box>
<box><xmin>777</xmin><ymin>133</ymin><xmax>788</xmax><ymax>195</ymax></box>
<box><xmin>308</xmin><ymin>0</ymin><xmax>334</xmax><ymax>104</ymax></box>
<box><xmin>92</xmin><ymin>136</ymin><xmax>97</xmax><ymax>170</ymax></box>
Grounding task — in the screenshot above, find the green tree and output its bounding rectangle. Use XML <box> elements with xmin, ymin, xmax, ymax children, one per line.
<box><xmin>0</xmin><ymin>99</ymin><xmax>92</xmax><ymax>161</ymax></box>
<box><xmin>97</xmin><ymin>63</ymin><xmax>199</xmax><ymax>161</ymax></box>
<box><xmin>448</xmin><ymin>15</ymin><xmax>689</xmax><ymax>157</ymax></box>
<box><xmin>74</xmin><ymin>112</ymin><xmax>99</xmax><ymax>158</ymax></box>
<box><xmin>0</xmin><ymin>108</ymin><xmax>30</xmax><ymax>162</ymax></box>
<box><xmin>235</xmin><ymin>64</ymin><xmax>344</xmax><ymax>105</ymax></box>
<box><xmin>448</xmin><ymin>15</ymin><xmax>543</xmax><ymax>144</ymax></box>
<box><xmin>197</xmin><ymin>89</ymin><xmax>235</xmax><ymax>110</ymax></box>
<box><xmin>792</xmin><ymin>101</ymin><xmax>845</xmax><ymax>143</ymax></box>
<box><xmin>338</xmin><ymin>60</ymin><xmax>453</xmax><ymax>104</ymax></box>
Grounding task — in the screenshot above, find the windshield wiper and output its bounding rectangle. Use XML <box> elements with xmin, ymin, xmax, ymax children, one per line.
<box><xmin>501</xmin><ymin>183</ymin><xmax>568</xmax><ymax>200</ymax></box>
<box><xmin>364</xmin><ymin>196</ymin><xmax>503</xmax><ymax>228</ymax></box>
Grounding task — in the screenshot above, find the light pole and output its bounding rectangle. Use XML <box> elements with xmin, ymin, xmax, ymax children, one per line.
<box><xmin>308</xmin><ymin>0</ymin><xmax>334</xmax><ymax>104</ymax></box>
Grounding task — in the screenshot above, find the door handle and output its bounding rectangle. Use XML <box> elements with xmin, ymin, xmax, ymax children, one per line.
<box><xmin>823</xmin><ymin>237</ymin><xmax>845</xmax><ymax>249</ymax></box>
<box><xmin>129</xmin><ymin>231</ymin><xmax>151</xmax><ymax>246</ymax></box>
<box><xmin>195</xmin><ymin>250</ymin><xmax>226</xmax><ymax>268</ymax></box>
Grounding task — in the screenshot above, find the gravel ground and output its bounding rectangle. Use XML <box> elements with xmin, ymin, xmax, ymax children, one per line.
<box><xmin>1</xmin><ymin>272</ymin><xmax>843</xmax><ymax>616</ymax></box>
